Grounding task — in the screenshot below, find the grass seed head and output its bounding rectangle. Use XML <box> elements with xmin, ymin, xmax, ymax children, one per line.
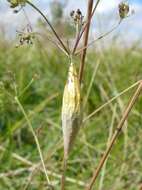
<box><xmin>7</xmin><ymin>0</ymin><xmax>26</xmax><ymax>12</ymax></box>
<box><xmin>70</xmin><ymin>9</ymin><xmax>84</xmax><ymax>28</ymax></box>
<box><xmin>119</xmin><ymin>2</ymin><xmax>129</xmax><ymax>19</ymax></box>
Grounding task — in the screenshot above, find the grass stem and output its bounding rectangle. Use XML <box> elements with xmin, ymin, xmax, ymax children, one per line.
<box><xmin>84</xmin><ymin>80</ymin><xmax>141</xmax><ymax>122</ymax></box>
<box><xmin>72</xmin><ymin>0</ymin><xmax>101</xmax><ymax>55</ymax></box>
<box><xmin>79</xmin><ymin>0</ymin><xmax>94</xmax><ymax>84</ymax></box>
<box><xmin>14</xmin><ymin>96</ymin><xmax>51</xmax><ymax>187</ymax></box>
<box><xmin>75</xmin><ymin>20</ymin><xmax>122</xmax><ymax>55</ymax></box>
<box><xmin>86</xmin><ymin>81</ymin><xmax>142</xmax><ymax>190</ymax></box>
<box><xmin>26</xmin><ymin>0</ymin><xmax>69</xmax><ymax>55</ymax></box>
<box><xmin>61</xmin><ymin>157</ymin><xmax>67</xmax><ymax>190</ymax></box>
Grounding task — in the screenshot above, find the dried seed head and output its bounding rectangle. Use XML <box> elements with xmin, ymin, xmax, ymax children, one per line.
<box><xmin>16</xmin><ymin>26</ymin><xmax>35</xmax><ymax>47</ymax></box>
<box><xmin>7</xmin><ymin>0</ymin><xmax>26</xmax><ymax>12</ymax></box>
<box><xmin>61</xmin><ymin>62</ymin><xmax>81</xmax><ymax>159</ymax></box>
<box><xmin>70</xmin><ymin>8</ymin><xmax>84</xmax><ymax>26</ymax></box>
<box><xmin>33</xmin><ymin>73</ymin><xmax>40</xmax><ymax>80</ymax></box>
<box><xmin>77</xmin><ymin>9</ymin><xmax>82</xmax><ymax>16</ymax></box>
<box><xmin>119</xmin><ymin>2</ymin><xmax>129</xmax><ymax>19</ymax></box>
<box><xmin>70</xmin><ymin>10</ymin><xmax>75</xmax><ymax>18</ymax></box>
<box><xmin>7</xmin><ymin>0</ymin><xmax>18</xmax><ymax>8</ymax></box>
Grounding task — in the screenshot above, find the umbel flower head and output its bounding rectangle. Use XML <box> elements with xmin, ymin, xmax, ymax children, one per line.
<box><xmin>7</xmin><ymin>0</ymin><xmax>26</xmax><ymax>8</ymax></box>
<box><xmin>70</xmin><ymin>9</ymin><xmax>84</xmax><ymax>27</ymax></box>
<box><xmin>119</xmin><ymin>2</ymin><xmax>130</xmax><ymax>19</ymax></box>
<box><xmin>16</xmin><ymin>25</ymin><xmax>35</xmax><ymax>47</ymax></box>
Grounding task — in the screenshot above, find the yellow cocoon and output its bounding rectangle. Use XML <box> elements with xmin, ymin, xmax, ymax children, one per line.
<box><xmin>61</xmin><ymin>62</ymin><xmax>81</xmax><ymax>159</ymax></box>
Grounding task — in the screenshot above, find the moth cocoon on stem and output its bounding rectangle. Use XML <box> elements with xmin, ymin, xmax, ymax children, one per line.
<box><xmin>61</xmin><ymin>62</ymin><xmax>81</xmax><ymax>159</ymax></box>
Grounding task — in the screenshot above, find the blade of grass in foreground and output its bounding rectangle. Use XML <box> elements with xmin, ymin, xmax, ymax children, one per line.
<box><xmin>14</xmin><ymin>96</ymin><xmax>52</xmax><ymax>188</ymax></box>
<box><xmin>11</xmin><ymin>93</ymin><xmax>59</xmax><ymax>134</ymax></box>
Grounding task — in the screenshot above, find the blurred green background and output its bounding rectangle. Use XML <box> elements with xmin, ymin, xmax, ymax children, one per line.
<box><xmin>0</xmin><ymin>1</ymin><xmax>142</xmax><ymax>190</ymax></box>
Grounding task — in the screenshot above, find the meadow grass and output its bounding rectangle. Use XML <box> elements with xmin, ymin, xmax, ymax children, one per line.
<box><xmin>0</xmin><ymin>38</ymin><xmax>142</xmax><ymax>190</ymax></box>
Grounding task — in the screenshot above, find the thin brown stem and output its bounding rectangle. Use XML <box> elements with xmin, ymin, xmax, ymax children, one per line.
<box><xmin>86</xmin><ymin>81</ymin><xmax>142</xmax><ymax>190</ymax></box>
<box><xmin>84</xmin><ymin>80</ymin><xmax>141</xmax><ymax>122</ymax></box>
<box><xmin>61</xmin><ymin>157</ymin><xmax>67</xmax><ymax>190</ymax></box>
<box><xmin>26</xmin><ymin>0</ymin><xmax>69</xmax><ymax>55</ymax></box>
<box><xmin>72</xmin><ymin>0</ymin><xmax>101</xmax><ymax>55</ymax></box>
<box><xmin>75</xmin><ymin>20</ymin><xmax>122</xmax><ymax>55</ymax></box>
<box><xmin>78</xmin><ymin>0</ymin><xmax>94</xmax><ymax>84</ymax></box>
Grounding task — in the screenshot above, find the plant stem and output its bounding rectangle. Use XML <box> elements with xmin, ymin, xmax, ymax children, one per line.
<box><xmin>14</xmin><ymin>96</ymin><xmax>51</xmax><ymax>187</ymax></box>
<box><xmin>72</xmin><ymin>0</ymin><xmax>100</xmax><ymax>55</ymax></box>
<box><xmin>26</xmin><ymin>0</ymin><xmax>69</xmax><ymax>55</ymax></box>
<box><xmin>79</xmin><ymin>0</ymin><xmax>94</xmax><ymax>84</ymax></box>
<box><xmin>86</xmin><ymin>81</ymin><xmax>142</xmax><ymax>190</ymax></box>
<box><xmin>75</xmin><ymin>20</ymin><xmax>122</xmax><ymax>55</ymax></box>
<box><xmin>83</xmin><ymin>60</ymin><xmax>100</xmax><ymax>108</ymax></box>
<box><xmin>61</xmin><ymin>157</ymin><xmax>67</xmax><ymax>190</ymax></box>
<box><xmin>0</xmin><ymin>145</ymin><xmax>86</xmax><ymax>187</ymax></box>
<box><xmin>98</xmin><ymin>105</ymin><xmax>116</xmax><ymax>190</ymax></box>
<box><xmin>84</xmin><ymin>80</ymin><xmax>141</xmax><ymax>122</ymax></box>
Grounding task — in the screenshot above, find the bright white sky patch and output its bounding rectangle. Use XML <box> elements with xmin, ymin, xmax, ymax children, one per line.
<box><xmin>0</xmin><ymin>0</ymin><xmax>141</xmax><ymax>44</ymax></box>
<box><xmin>96</xmin><ymin>0</ymin><xmax>120</xmax><ymax>12</ymax></box>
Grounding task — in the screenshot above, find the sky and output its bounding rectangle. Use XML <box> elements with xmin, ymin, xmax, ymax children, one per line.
<box><xmin>0</xmin><ymin>0</ymin><xmax>142</xmax><ymax>45</ymax></box>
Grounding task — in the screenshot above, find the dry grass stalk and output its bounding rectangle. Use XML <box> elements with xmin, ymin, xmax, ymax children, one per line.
<box><xmin>79</xmin><ymin>0</ymin><xmax>94</xmax><ymax>83</ymax></box>
<box><xmin>72</xmin><ymin>0</ymin><xmax>100</xmax><ymax>55</ymax></box>
<box><xmin>86</xmin><ymin>81</ymin><xmax>142</xmax><ymax>190</ymax></box>
<box><xmin>26</xmin><ymin>0</ymin><xmax>69</xmax><ymax>55</ymax></box>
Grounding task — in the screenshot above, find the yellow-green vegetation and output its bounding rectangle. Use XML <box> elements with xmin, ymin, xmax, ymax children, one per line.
<box><xmin>0</xmin><ymin>1</ymin><xmax>141</xmax><ymax>189</ymax></box>
<box><xmin>0</xmin><ymin>35</ymin><xmax>142</xmax><ymax>189</ymax></box>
